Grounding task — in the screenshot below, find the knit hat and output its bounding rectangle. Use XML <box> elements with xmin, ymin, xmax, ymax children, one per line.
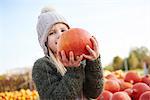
<box><xmin>36</xmin><ymin>6</ymin><xmax>70</xmax><ymax>55</ymax></box>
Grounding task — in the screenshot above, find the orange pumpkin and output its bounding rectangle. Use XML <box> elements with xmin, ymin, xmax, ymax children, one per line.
<box><xmin>132</xmin><ymin>83</ymin><xmax>150</xmax><ymax>100</ymax></box>
<box><xmin>111</xmin><ymin>92</ymin><xmax>131</xmax><ymax>100</ymax></box>
<box><xmin>57</xmin><ymin>28</ymin><xmax>93</xmax><ymax>60</ymax></box>
<box><xmin>97</xmin><ymin>90</ymin><xmax>113</xmax><ymax>100</ymax></box>
<box><xmin>104</xmin><ymin>80</ymin><xmax>120</xmax><ymax>93</ymax></box>
<box><xmin>124</xmin><ymin>71</ymin><xmax>141</xmax><ymax>84</ymax></box>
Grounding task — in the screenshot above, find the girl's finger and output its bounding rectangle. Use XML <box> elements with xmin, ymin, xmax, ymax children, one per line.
<box><xmin>82</xmin><ymin>54</ymin><xmax>92</xmax><ymax>60</ymax></box>
<box><xmin>77</xmin><ymin>55</ymin><xmax>83</xmax><ymax>62</ymax></box>
<box><xmin>92</xmin><ymin>36</ymin><xmax>98</xmax><ymax>44</ymax></box>
<box><xmin>75</xmin><ymin>55</ymin><xmax>83</xmax><ymax>66</ymax></box>
<box><xmin>69</xmin><ymin>51</ymin><xmax>74</xmax><ymax>63</ymax></box>
<box><xmin>90</xmin><ymin>37</ymin><xmax>98</xmax><ymax>51</ymax></box>
<box><xmin>92</xmin><ymin>36</ymin><xmax>100</xmax><ymax>52</ymax></box>
<box><xmin>86</xmin><ymin>45</ymin><xmax>95</xmax><ymax>55</ymax></box>
<box><xmin>61</xmin><ymin>50</ymin><xmax>68</xmax><ymax>63</ymax></box>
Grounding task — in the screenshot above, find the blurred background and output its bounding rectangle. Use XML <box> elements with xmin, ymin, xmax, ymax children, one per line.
<box><xmin>0</xmin><ymin>0</ymin><xmax>150</xmax><ymax>99</ymax></box>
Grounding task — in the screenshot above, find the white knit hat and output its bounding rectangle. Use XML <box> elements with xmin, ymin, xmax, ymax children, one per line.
<box><xmin>36</xmin><ymin>6</ymin><xmax>70</xmax><ymax>55</ymax></box>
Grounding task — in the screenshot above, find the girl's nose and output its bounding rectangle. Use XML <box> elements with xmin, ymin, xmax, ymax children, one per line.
<box><xmin>57</xmin><ymin>35</ymin><xmax>60</xmax><ymax>39</ymax></box>
<box><xmin>57</xmin><ymin>31</ymin><xmax>61</xmax><ymax>39</ymax></box>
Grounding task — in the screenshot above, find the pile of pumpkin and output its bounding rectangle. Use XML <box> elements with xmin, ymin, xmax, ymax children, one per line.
<box><xmin>0</xmin><ymin>89</ymin><xmax>39</xmax><ymax>100</ymax></box>
<box><xmin>97</xmin><ymin>70</ymin><xmax>150</xmax><ymax>100</ymax></box>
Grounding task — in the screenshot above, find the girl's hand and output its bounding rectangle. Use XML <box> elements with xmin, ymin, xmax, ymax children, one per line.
<box><xmin>57</xmin><ymin>50</ymin><xmax>83</xmax><ymax>67</ymax></box>
<box><xmin>83</xmin><ymin>36</ymin><xmax>100</xmax><ymax>61</ymax></box>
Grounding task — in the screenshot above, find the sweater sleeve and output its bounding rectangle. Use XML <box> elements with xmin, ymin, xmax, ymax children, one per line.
<box><xmin>83</xmin><ymin>56</ymin><xmax>104</xmax><ymax>99</ymax></box>
<box><xmin>32</xmin><ymin>57</ymin><xmax>84</xmax><ymax>100</ymax></box>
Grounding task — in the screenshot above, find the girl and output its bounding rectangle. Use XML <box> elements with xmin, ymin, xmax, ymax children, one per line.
<box><xmin>32</xmin><ymin>6</ymin><xmax>103</xmax><ymax>100</ymax></box>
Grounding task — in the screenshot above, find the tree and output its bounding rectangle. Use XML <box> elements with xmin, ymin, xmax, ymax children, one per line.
<box><xmin>112</xmin><ymin>56</ymin><xmax>123</xmax><ymax>70</ymax></box>
<box><xmin>129</xmin><ymin>46</ymin><xmax>150</xmax><ymax>68</ymax></box>
<box><xmin>128</xmin><ymin>52</ymin><xmax>139</xmax><ymax>69</ymax></box>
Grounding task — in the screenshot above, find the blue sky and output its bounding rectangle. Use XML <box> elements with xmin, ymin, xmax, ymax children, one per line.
<box><xmin>0</xmin><ymin>0</ymin><xmax>150</xmax><ymax>74</ymax></box>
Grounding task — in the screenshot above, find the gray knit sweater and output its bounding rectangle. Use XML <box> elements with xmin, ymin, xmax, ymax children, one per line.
<box><xmin>32</xmin><ymin>56</ymin><xmax>103</xmax><ymax>100</ymax></box>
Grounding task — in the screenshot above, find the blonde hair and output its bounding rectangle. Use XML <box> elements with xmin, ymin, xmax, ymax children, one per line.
<box><xmin>48</xmin><ymin>50</ymin><xmax>67</xmax><ymax>76</ymax></box>
<box><xmin>45</xmin><ymin>22</ymin><xmax>69</xmax><ymax>76</ymax></box>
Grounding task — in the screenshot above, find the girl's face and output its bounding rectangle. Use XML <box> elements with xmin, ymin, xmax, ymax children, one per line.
<box><xmin>47</xmin><ymin>23</ymin><xmax>69</xmax><ymax>55</ymax></box>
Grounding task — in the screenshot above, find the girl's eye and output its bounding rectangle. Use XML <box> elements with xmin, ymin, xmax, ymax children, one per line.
<box><xmin>61</xmin><ymin>29</ymin><xmax>66</xmax><ymax>32</ymax></box>
<box><xmin>49</xmin><ymin>32</ymin><xmax>55</xmax><ymax>35</ymax></box>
